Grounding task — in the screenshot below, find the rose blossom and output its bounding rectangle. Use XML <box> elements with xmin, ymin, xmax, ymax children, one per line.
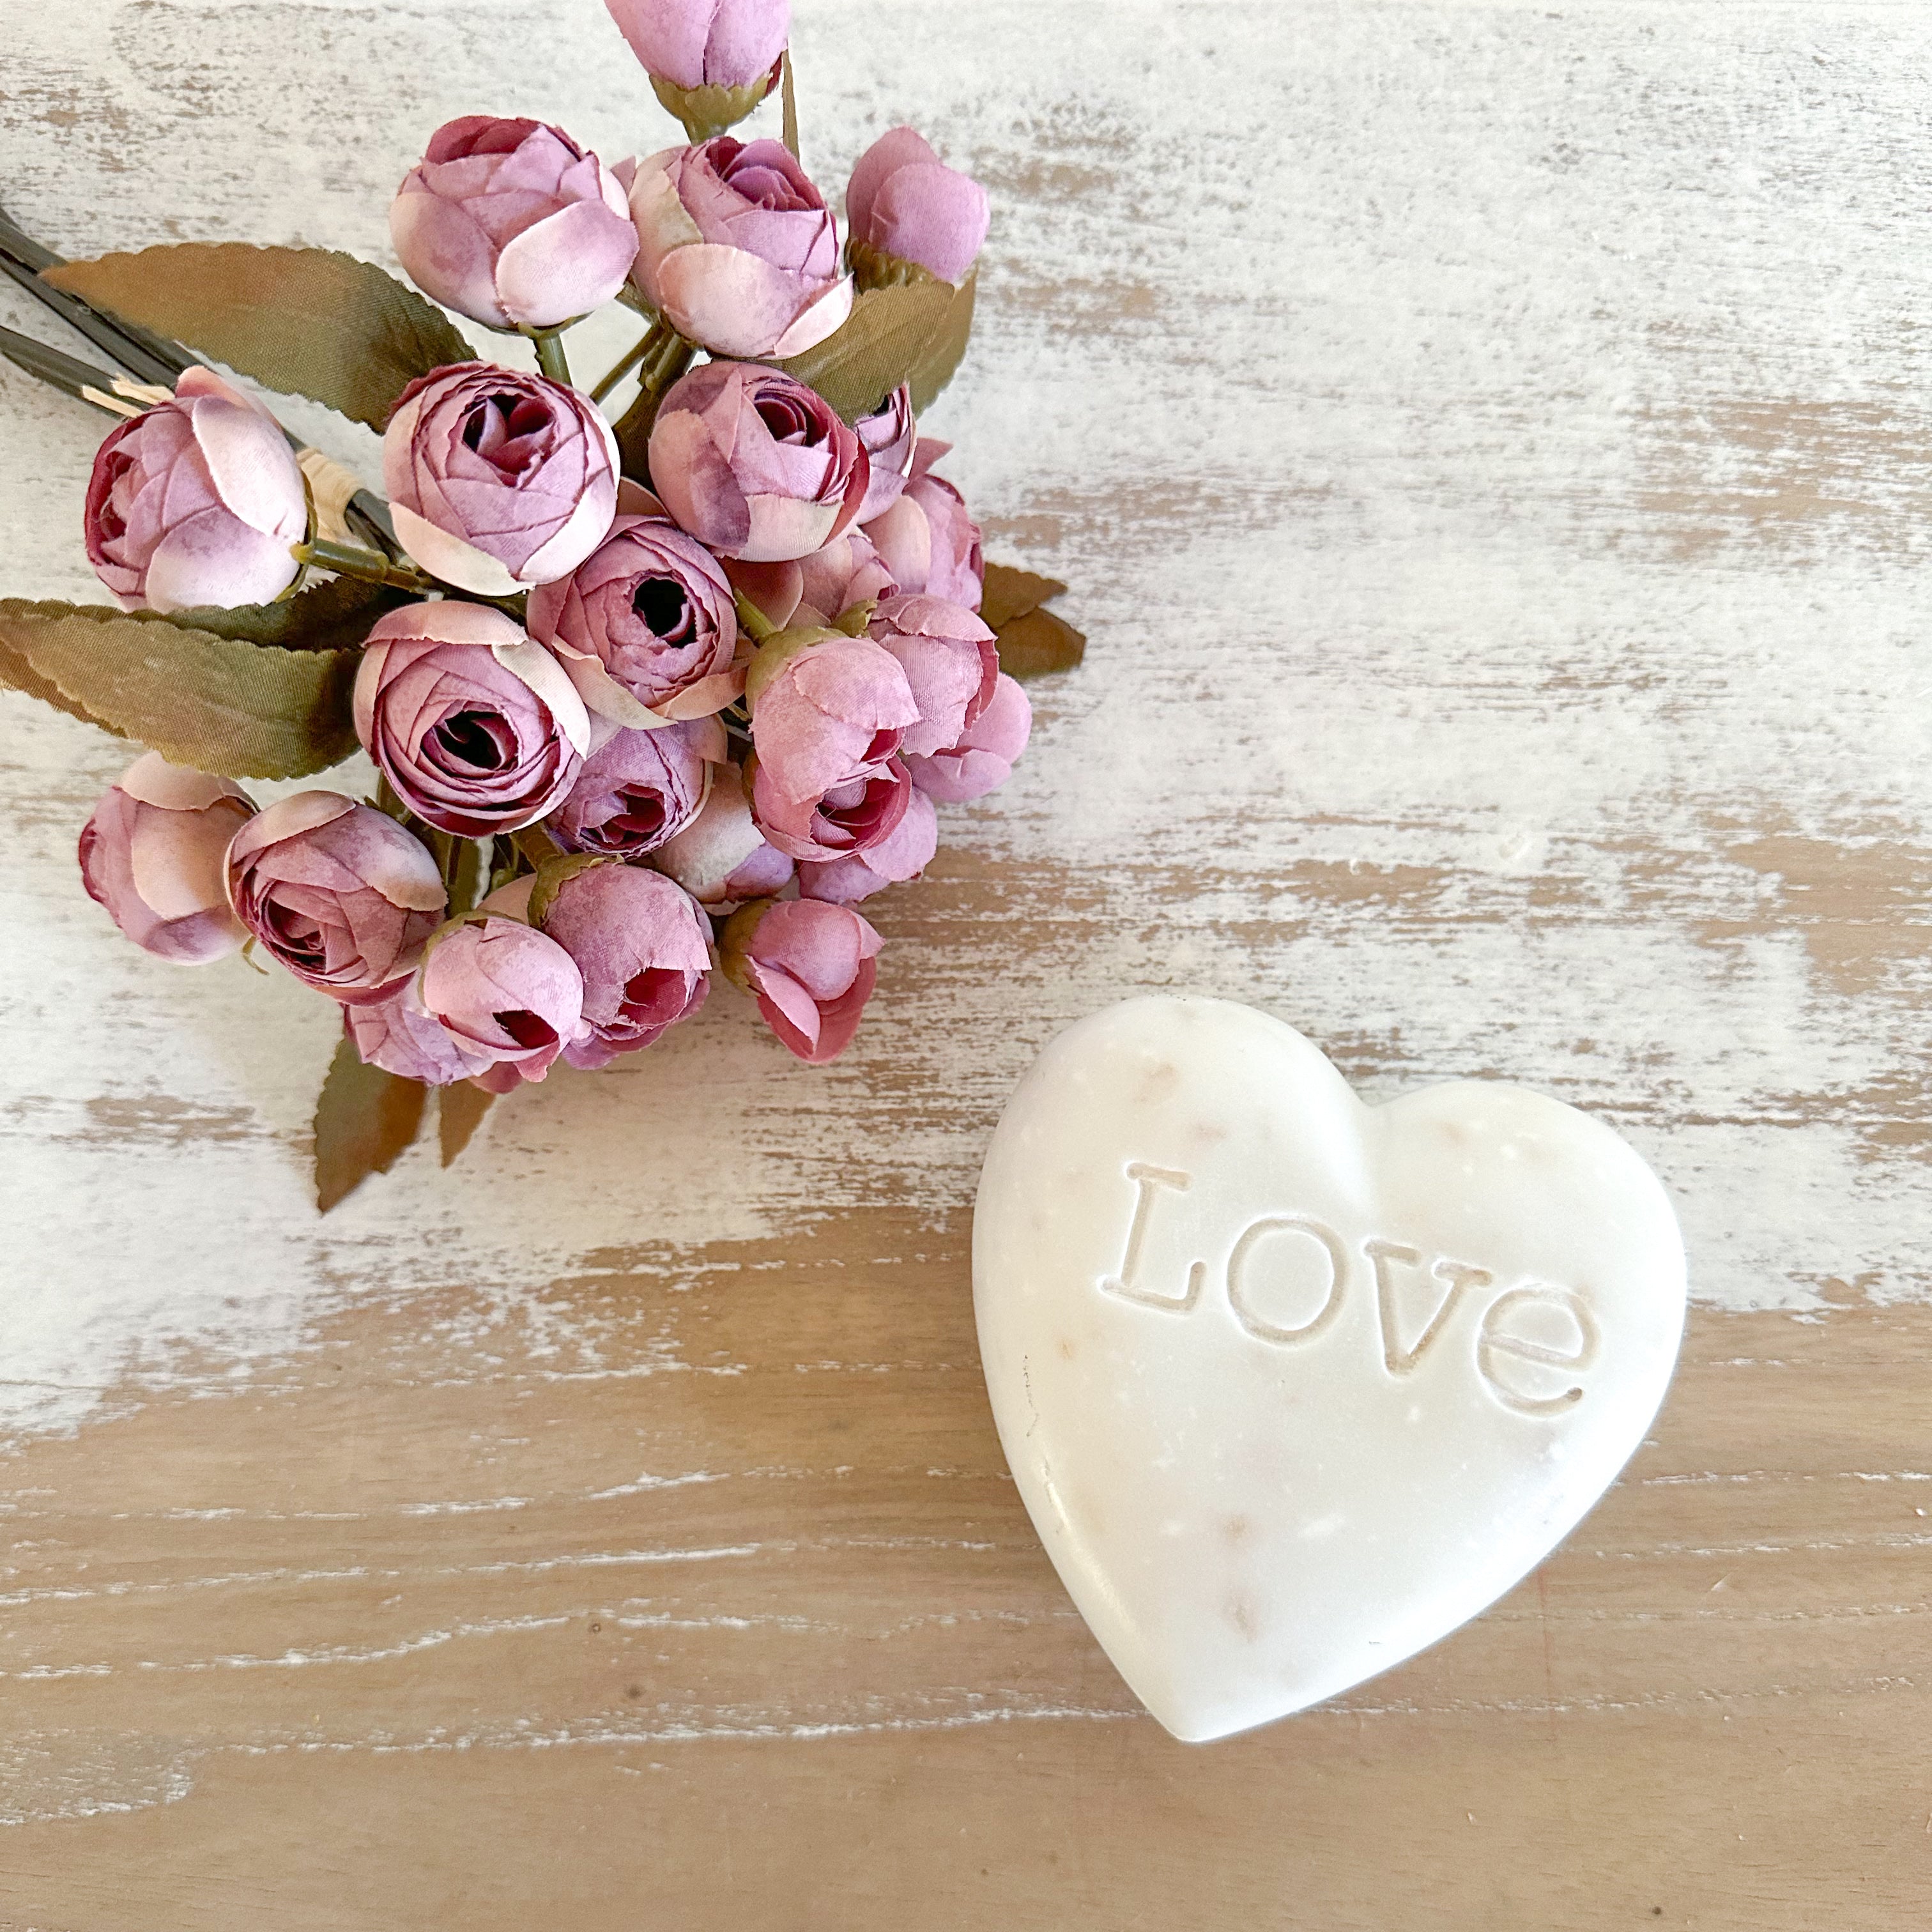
<box><xmin>861</xmin><ymin>438</ymin><xmax>982</xmax><ymax>610</ymax></box>
<box><xmin>224</xmin><ymin>792</ymin><xmax>447</xmax><ymax>1003</ymax></box>
<box><xmin>526</xmin><ymin>498</ymin><xmax>740</xmax><ymax>727</ymax></box>
<box><xmin>652</xmin><ymin>758</ymin><xmax>794</xmax><ymax>908</ymax></box>
<box><xmin>83</xmin><ymin>367</ymin><xmax>306</xmax><ymax>613</ymax></box>
<box><xmin>796</xmin><ymin>529</ymin><xmax>898</xmax><ymax>622</ymax></box>
<box><xmin>853</xmin><ymin>385</ymin><xmax>917</xmax><ymax>522</ymax></box>
<box><xmin>904</xmin><ymin>671</ymin><xmax>1032</xmax><ymax>802</ymax></box>
<box><xmin>546</xmin><ymin>716</ymin><xmax>718</xmax><ymax>857</ymax></box>
<box><xmin>344</xmin><ymin>988</ymin><xmax>479</xmax><ymax>1087</ymax></box>
<box><xmin>723</xmin><ymin>897</ymin><xmax>882</xmax><ymax>1064</ymax></box>
<box><xmin>391</xmin><ymin>118</ymin><xmax>636</xmax><ymax>331</ymax></box>
<box><xmin>868</xmin><ymin>593</ymin><xmax>997</xmax><ymax>756</ymax></box>
<box><xmin>629</xmin><ymin>137</ymin><xmax>850</xmax><ymax>358</ymax></box>
<box><xmin>383</xmin><ymin>362</ymin><xmax>618</xmax><ymax>595</ymax></box>
<box><xmin>845</xmin><ymin>126</ymin><xmax>990</xmax><ymax>286</ymax></box>
<box><xmin>77</xmin><ymin>753</ymin><xmax>256</xmax><ymax>963</ymax></box>
<box><xmin>648</xmin><ymin>361</ymin><xmax>868</xmax><ymax>562</ymax></box>
<box><xmin>355</xmin><ymin>602</ymin><xmax>591</xmax><ymax>837</ymax></box>
<box><xmin>750</xmin><ymin>755</ymin><xmax>913</xmax><ymax>865</ymax></box>
<box><xmin>534</xmin><ymin>861</ymin><xmax>712</xmax><ymax>1070</ymax></box>
<box><xmin>747</xmin><ymin>628</ymin><xmax>916</xmax><ymax>803</ymax></box>
<box><xmin>799</xmin><ymin>785</ymin><xmax>936</xmax><ymax>905</ymax></box>
<box><xmin>604</xmin><ymin>0</ymin><xmax>788</xmax><ymax>91</ymax></box>
<box><xmin>416</xmin><ymin>916</ymin><xmax>586</xmax><ymax>1088</ymax></box>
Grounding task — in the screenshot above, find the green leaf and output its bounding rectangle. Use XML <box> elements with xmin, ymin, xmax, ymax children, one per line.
<box><xmin>45</xmin><ymin>244</ymin><xmax>474</xmax><ymax>430</ymax></box>
<box><xmin>905</xmin><ymin>273</ymin><xmax>976</xmax><ymax>415</ymax></box>
<box><xmin>977</xmin><ymin>562</ymin><xmax>1085</xmax><ymax>680</ymax></box>
<box><xmin>314</xmin><ymin>1035</ymin><xmax>427</xmax><ymax>1213</ymax></box>
<box><xmin>775</xmin><ymin>281</ymin><xmax>954</xmax><ymax>423</ymax></box>
<box><xmin>0</xmin><ymin>597</ymin><xmax>360</xmax><ymax>778</ymax></box>
<box><xmin>167</xmin><ymin>575</ymin><xmax>410</xmax><ymax>652</ymax></box>
<box><xmin>438</xmin><ymin>1080</ymin><xmax>496</xmax><ymax>1169</ymax></box>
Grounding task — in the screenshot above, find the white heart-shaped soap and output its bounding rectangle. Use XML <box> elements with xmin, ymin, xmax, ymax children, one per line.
<box><xmin>973</xmin><ymin>997</ymin><xmax>1686</xmax><ymax>1742</ymax></box>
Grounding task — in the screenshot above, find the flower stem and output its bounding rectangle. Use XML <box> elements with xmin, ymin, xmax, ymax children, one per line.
<box><xmin>522</xmin><ymin>325</ymin><xmax>573</xmax><ymax>387</ymax></box>
<box><xmin>293</xmin><ymin>537</ymin><xmax>434</xmax><ymax>592</ymax></box>
<box><xmin>590</xmin><ymin>325</ymin><xmax>660</xmax><ymax>405</ymax></box>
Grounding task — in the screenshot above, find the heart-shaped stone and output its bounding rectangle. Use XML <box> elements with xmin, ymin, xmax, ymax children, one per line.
<box><xmin>974</xmin><ymin>996</ymin><xmax>1685</xmax><ymax>1742</ymax></box>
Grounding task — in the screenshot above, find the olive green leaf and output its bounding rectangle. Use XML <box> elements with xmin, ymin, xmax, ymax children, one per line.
<box><xmin>775</xmin><ymin>280</ymin><xmax>954</xmax><ymax>422</ymax></box>
<box><xmin>0</xmin><ymin>597</ymin><xmax>360</xmax><ymax>778</ymax></box>
<box><xmin>314</xmin><ymin>1036</ymin><xmax>427</xmax><ymax>1213</ymax></box>
<box><xmin>906</xmin><ymin>273</ymin><xmax>976</xmax><ymax>413</ymax></box>
<box><xmin>167</xmin><ymin>575</ymin><xmax>411</xmax><ymax>652</ymax></box>
<box><xmin>438</xmin><ymin>1080</ymin><xmax>496</xmax><ymax>1169</ymax></box>
<box><xmin>45</xmin><ymin>244</ymin><xmax>474</xmax><ymax>429</ymax></box>
<box><xmin>978</xmin><ymin>563</ymin><xmax>1086</xmax><ymax>680</ymax></box>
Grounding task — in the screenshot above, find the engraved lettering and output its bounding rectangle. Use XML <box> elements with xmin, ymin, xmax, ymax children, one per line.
<box><xmin>1226</xmin><ymin>1215</ymin><xmax>1349</xmax><ymax>1345</ymax></box>
<box><xmin>1477</xmin><ymin>1285</ymin><xmax>1599</xmax><ymax>1414</ymax></box>
<box><xmin>1365</xmin><ymin>1240</ymin><xmax>1492</xmax><ymax>1377</ymax></box>
<box><xmin>1098</xmin><ymin>1162</ymin><xmax>1206</xmax><ymax>1311</ymax></box>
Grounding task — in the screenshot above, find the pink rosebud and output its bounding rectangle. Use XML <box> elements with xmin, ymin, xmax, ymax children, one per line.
<box><xmin>845</xmin><ymin>126</ymin><xmax>990</xmax><ymax>286</ymax></box>
<box><xmin>853</xmin><ymin>383</ymin><xmax>917</xmax><ymax>522</ymax></box>
<box><xmin>83</xmin><ymin>367</ymin><xmax>306</xmax><ymax>613</ymax></box>
<box><xmin>629</xmin><ymin>138</ymin><xmax>852</xmax><ymax>358</ymax></box>
<box><xmin>604</xmin><ymin>0</ymin><xmax>788</xmax><ymax>89</ymax></box>
<box><xmin>652</xmin><ymin>758</ymin><xmax>794</xmax><ymax>908</ymax></box>
<box><xmin>356</xmin><ymin>602</ymin><xmax>592</xmax><ymax>837</ymax></box>
<box><xmin>905</xmin><ymin>671</ymin><xmax>1032</xmax><ymax>803</ymax></box>
<box><xmin>799</xmin><ymin>784</ymin><xmax>936</xmax><ymax>905</ymax></box>
<box><xmin>648</xmin><ymin>361</ymin><xmax>869</xmax><ymax>563</ymax></box>
<box><xmin>547</xmin><ymin>716</ymin><xmax>716</xmax><ymax>857</ymax></box>
<box><xmin>344</xmin><ymin>989</ymin><xmax>480</xmax><ymax>1087</ymax></box>
<box><xmin>868</xmin><ymin>592</ymin><xmax>997</xmax><ymax>756</ymax></box>
<box><xmin>225</xmin><ymin>792</ymin><xmax>447</xmax><ymax>1004</ymax></box>
<box><xmin>536</xmin><ymin>862</ymin><xmax>712</xmax><ymax>1070</ymax></box>
<box><xmin>383</xmin><ymin>362</ymin><xmax>619</xmax><ymax>595</ymax></box>
<box><xmin>795</xmin><ymin>529</ymin><xmax>898</xmax><ymax>623</ymax></box>
<box><xmin>747</xmin><ymin>629</ymin><xmax>917</xmax><ymax>791</ymax></box>
<box><xmin>390</xmin><ymin>117</ymin><xmax>638</xmax><ymax>331</ymax></box>
<box><xmin>416</xmin><ymin>916</ymin><xmax>586</xmax><ymax>1086</ymax></box>
<box><xmin>724</xmin><ymin>897</ymin><xmax>881</xmax><ymax>1063</ymax></box>
<box><xmin>860</xmin><ymin>438</ymin><xmax>982</xmax><ymax>610</ymax></box>
<box><xmin>77</xmin><ymin>752</ymin><xmax>256</xmax><ymax>963</ymax></box>
<box><xmin>526</xmin><ymin>504</ymin><xmax>740</xmax><ymax>727</ymax></box>
<box><xmin>750</xmin><ymin>755</ymin><xmax>913</xmax><ymax>865</ymax></box>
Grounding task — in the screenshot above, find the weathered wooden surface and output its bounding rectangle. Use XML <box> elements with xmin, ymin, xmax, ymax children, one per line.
<box><xmin>3</xmin><ymin>1</ymin><xmax>1931</xmax><ymax>1924</ymax></box>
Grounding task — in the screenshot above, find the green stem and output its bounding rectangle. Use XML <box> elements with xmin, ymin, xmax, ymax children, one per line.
<box><xmin>590</xmin><ymin>323</ymin><xmax>663</xmax><ymax>405</ymax></box>
<box><xmin>523</xmin><ymin>325</ymin><xmax>573</xmax><ymax>387</ymax></box>
<box><xmin>293</xmin><ymin>537</ymin><xmax>434</xmax><ymax>592</ymax></box>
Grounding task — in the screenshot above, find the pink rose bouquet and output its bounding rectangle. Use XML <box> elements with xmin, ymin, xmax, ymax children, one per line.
<box><xmin>13</xmin><ymin>4</ymin><xmax>1081</xmax><ymax>1206</ymax></box>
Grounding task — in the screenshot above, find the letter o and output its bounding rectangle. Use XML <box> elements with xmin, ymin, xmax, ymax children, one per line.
<box><xmin>1225</xmin><ymin>1215</ymin><xmax>1349</xmax><ymax>1345</ymax></box>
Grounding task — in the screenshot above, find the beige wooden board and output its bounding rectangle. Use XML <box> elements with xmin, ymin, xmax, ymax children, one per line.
<box><xmin>2</xmin><ymin>0</ymin><xmax>1930</xmax><ymax>1924</ymax></box>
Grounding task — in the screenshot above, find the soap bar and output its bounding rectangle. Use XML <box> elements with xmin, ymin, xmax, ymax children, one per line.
<box><xmin>973</xmin><ymin>996</ymin><xmax>1685</xmax><ymax>1742</ymax></box>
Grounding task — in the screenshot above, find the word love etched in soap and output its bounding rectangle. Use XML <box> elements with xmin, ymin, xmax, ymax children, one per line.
<box><xmin>1098</xmin><ymin>1162</ymin><xmax>1599</xmax><ymax>1416</ymax></box>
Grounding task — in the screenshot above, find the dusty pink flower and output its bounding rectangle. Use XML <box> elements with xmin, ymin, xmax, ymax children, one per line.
<box><xmin>390</xmin><ymin>117</ymin><xmax>638</xmax><ymax>331</ymax></box>
<box><xmin>535</xmin><ymin>861</ymin><xmax>712</xmax><ymax>1070</ymax></box>
<box><xmin>355</xmin><ymin>602</ymin><xmax>591</xmax><ymax>838</ymax></box>
<box><xmin>799</xmin><ymin>784</ymin><xmax>936</xmax><ymax>905</ymax></box>
<box><xmin>846</xmin><ymin>127</ymin><xmax>990</xmax><ymax>285</ymax></box>
<box><xmin>604</xmin><ymin>0</ymin><xmax>788</xmax><ymax>89</ymax></box>
<box><xmin>77</xmin><ymin>753</ymin><xmax>256</xmax><ymax>963</ymax></box>
<box><xmin>747</xmin><ymin>630</ymin><xmax>915</xmax><ymax>795</ymax></box>
<box><xmin>224</xmin><ymin>792</ymin><xmax>447</xmax><ymax>1004</ymax></box>
<box><xmin>546</xmin><ymin>716</ymin><xmax>718</xmax><ymax>857</ymax></box>
<box><xmin>726</xmin><ymin>897</ymin><xmax>882</xmax><ymax>1063</ymax></box>
<box><xmin>796</xmin><ymin>529</ymin><xmax>898</xmax><ymax>622</ymax></box>
<box><xmin>629</xmin><ymin>137</ymin><xmax>851</xmax><ymax>358</ymax></box>
<box><xmin>905</xmin><ymin>670</ymin><xmax>1032</xmax><ymax>802</ymax></box>
<box><xmin>648</xmin><ymin>361</ymin><xmax>868</xmax><ymax>562</ymax></box>
<box><xmin>416</xmin><ymin>916</ymin><xmax>586</xmax><ymax>1087</ymax></box>
<box><xmin>751</xmin><ymin>755</ymin><xmax>913</xmax><ymax>864</ymax></box>
<box><xmin>526</xmin><ymin>500</ymin><xmax>740</xmax><ymax>727</ymax></box>
<box><xmin>861</xmin><ymin>438</ymin><xmax>981</xmax><ymax>610</ymax></box>
<box><xmin>384</xmin><ymin>362</ymin><xmax>618</xmax><ymax>595</ymax></box>
<box><xmin>83</xmin><ymin>367</ymin><xmax>306</xmax><ymax>613</ymax></box>
<box><xmin>652</xmin><ymin>758</ymin><xmax>794</xmax><ymax>908</ymax></box>
<box><xmin>344</xmin><ymin>989</ymin><xmax>479</xmax><ymax>1087</ymax></box>
<box><xmin>853</xmin><ymin>384</ymin><xmax>917</xmax><ymax>522</ymax></box>
<box><xmin>869</xmin><ymin>592</ymin><xmax>997</xmax><ymax>756</ymax></box>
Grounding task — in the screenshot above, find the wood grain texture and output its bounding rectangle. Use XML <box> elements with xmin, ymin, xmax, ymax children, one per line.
<box><xmin>3</xmin><ymin>1</ymin><xmax>1931</xmax><ymax>1923</ymax></box>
